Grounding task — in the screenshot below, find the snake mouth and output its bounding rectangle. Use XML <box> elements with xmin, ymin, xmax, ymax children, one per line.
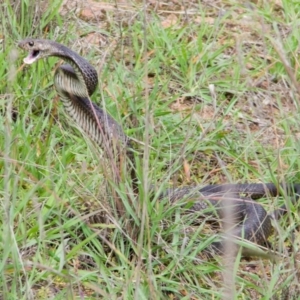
<box><xmin>23</xmin><ymin>50</ymin><xmax>40</xmax><ymax>64</ymax></box>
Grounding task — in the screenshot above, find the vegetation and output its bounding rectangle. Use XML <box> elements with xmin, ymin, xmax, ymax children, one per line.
<box><xmin>0</xmin><ymin>0</ymin><xmax>300</xmax><ymax>299</ymax></box>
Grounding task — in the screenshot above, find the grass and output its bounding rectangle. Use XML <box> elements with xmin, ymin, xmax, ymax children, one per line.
<box><xmin>1</xmin><ymin>0</ymin><xmax>300</xmax><ymax>299</ymax></box>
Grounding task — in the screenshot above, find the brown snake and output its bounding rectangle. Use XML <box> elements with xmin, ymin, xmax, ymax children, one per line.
<box><xmin>18</xmin><ymin>38</ymin><xmax>300</xmax><ymax>256</ymax></box>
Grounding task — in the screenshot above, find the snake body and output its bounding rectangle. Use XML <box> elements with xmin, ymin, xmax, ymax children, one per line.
<box><xmin>18</xmin><ymin>38</ymin><xmax>300</xmax><ymax>255</ymax></box>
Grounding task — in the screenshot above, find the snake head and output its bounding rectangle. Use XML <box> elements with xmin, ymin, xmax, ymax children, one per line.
<box><xmin>18</xmin><ymin>38</ymin><xmax>52</xmax><ymax>64</ymax></box>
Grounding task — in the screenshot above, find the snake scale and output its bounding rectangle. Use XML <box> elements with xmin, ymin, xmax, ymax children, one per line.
<box><xmin>18</xmin><ymin>38</ymin><xmax>300</xmax><ymax>256</ymax></box>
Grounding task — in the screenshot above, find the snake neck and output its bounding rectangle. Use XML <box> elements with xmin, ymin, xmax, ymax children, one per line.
<box><xmin>44</xmin><ymin>41</ymin><xmax>99</xmax><ymax>97</ymax></box>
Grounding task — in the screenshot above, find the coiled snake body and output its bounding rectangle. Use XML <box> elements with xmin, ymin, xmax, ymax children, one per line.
<box><xmin>18</xmin><ymin>38</ymin><xmax>300</xmax><ymax>256</ymax></box>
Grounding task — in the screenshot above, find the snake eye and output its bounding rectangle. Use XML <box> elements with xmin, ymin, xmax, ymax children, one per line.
<box><xmin>28</xmin><ymin>41</ymin><xmax>34</xmax><ymax>47</ymax></box>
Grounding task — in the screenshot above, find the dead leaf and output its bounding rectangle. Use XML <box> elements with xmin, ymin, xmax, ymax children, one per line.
<box><xmin>161</xmin><ymin>14</ymin><xmax>178</xmax><ymax>28</ymax></box>
<box><xmin>183</xmin><ymin>159</ymin><xmax>191</xmax><ymax>182</ymax></box>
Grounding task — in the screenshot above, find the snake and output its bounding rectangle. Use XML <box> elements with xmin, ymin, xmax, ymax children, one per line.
<box><xmin>18</xmin><ymin>38</ymin><xmax>300</xmax><ymax>256</ymax></box>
